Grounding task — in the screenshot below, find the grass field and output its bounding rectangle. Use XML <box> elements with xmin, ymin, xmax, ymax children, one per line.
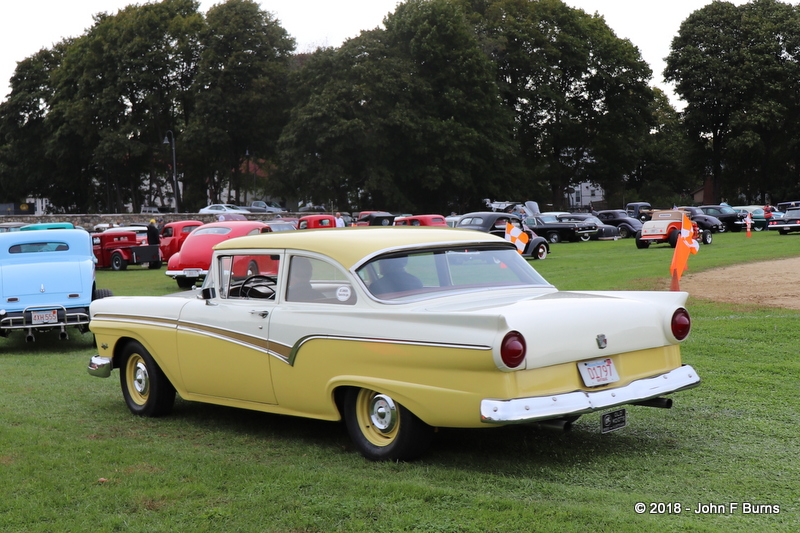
<box><xmin>1</xmin><ymin>230</ymin><xmax>798</xmax><ymax>532</ymax></box>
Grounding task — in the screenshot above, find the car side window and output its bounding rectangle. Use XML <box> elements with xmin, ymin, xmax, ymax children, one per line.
<box><xmin>218</xmin><ymin>254</ymin><xmax>281</xmax><ymax>300</ymax></box>
<box><xmin>286</xmin><ymin>256</ymin><xmax>356</xmax><ymax>305</ymax></box>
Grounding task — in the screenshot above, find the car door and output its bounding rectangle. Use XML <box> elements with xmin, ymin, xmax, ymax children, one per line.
<box><xmin>175</xmin><ymin>252</ymin><xmax>282</xmax><ymax>404</ymax></box>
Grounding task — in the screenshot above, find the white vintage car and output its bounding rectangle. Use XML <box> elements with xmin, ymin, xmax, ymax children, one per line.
<box><xmin>88</xmin><ymin>227</ymin><xmax>700</xmax><ymax>460</ymax></box>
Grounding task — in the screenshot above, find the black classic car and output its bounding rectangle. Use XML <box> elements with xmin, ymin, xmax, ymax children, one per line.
<box><xmin>595</xmin><ymin>210</ymin><xmax>643</xmax><ymax>239</ymax></box>
<box><xmin>556</xmin><ymin>214</ymin><xmax>620</xmax><ymax>240</ymax></box>
<box><xmin>698</xmin><ymin>205</ymin><xmax>744</xmax><ymax>232</ymax></box>
<box><xmin>457</xmin><ymin>212</ymin><xmax>550</xmax><ymax>259</ymax></box>
<box><xmin>767</xmin><ymin>207</ymin><xmax>800</xmax><ymax>234</ymax></box>
<box><xmin>678</xmin><ymin>206</ymin><xmax>725</xmax><ymax>233</ymax></box>
<box><xmin>523</xmin><ymin>214</ymin><xmax>597</xmax><ymax>243</ymax></box>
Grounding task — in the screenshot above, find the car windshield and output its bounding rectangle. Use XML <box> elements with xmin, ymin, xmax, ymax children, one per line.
<box><xmin>356</xmin><ymin>245</ymin><xmax>550</xmax><ymax>301</ymax></box>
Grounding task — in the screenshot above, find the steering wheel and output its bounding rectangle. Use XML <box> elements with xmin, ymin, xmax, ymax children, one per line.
<box><xmin>240</xmin><ymin>274</ymin><xmax>277</xmax><ymax>299</ymax></box>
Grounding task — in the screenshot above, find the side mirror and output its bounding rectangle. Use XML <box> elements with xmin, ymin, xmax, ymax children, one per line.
<box><xmin>200</xmin><ymin>287</ymin><xmax>216</xmax><ymax>301</ymax></box>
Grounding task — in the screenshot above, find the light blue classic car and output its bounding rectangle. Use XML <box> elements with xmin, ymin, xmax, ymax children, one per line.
<box><xmin>0</xmin><ymin>229</ymin><xmax>111</xmax><ymax>341</ymax></box>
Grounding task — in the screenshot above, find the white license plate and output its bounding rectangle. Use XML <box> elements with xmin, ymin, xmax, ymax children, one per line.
<box><xmin>578</xmin><ymin>357</ymin><xmax>620</xmax><ymax>387</ymax></box>
<box><xmin>184</xmin><ymin>269</ymin><xmax>201</xmax><ymax>278</ymax></box>
<box><xmin>31</xmin><ymin>310</ymin><xmax>58</xmax><ymax>324</ymax></box>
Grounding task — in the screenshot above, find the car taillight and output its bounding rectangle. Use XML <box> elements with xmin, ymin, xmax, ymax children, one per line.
<box><xmin>671</xmin><ymin>308</ymin><xmax>691</xmax><ymax>341</ymax></box>
<box><xmin>500</xmin><ymin>331</ymin><xmax>526</xmax><ymax>368</ymax></box>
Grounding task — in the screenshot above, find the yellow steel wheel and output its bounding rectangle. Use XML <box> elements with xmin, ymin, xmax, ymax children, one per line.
<box><xmin>354</xmin><ymin>389</ymin><xmax>400</xmax><ymax>447</ymax></box>
<box><xmin>119</xmin><ymin>341</ymin><xmax>175</xmax><ymax>417</ymax></box>
<box><xmin>343</xmin><ymin>387</ymin><xmax>434</xmax><ymax>461</ymax></box>
<box><xmin>124</xmin><ymin>353</ymin><xmax>150</xmax><ymax>406</ymax></box>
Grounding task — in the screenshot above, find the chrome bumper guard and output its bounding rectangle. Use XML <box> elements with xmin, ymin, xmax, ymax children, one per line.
<box><xmin>88</xmin><ymin>355</ymin><xmax>113</xmax><ymax>378</ymax></box>
<box><xmin>480</xmin><ymin>365</ymin><xmax>700</xmax><ymax>424</ymax></box>
<box><xmin>0</xmin><ymin>306</ymin><xmax>89</xmax><ymax>330</ymax></box>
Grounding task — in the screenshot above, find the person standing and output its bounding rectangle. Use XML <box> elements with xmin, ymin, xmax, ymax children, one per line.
<box><xmin>147</xmin><ymin>219</ymin><xmax>160</xmax><ymax>245</ymax></box>
<box><xmin>335</xmin><ymin>212</ymin><xmax>346</xmax><ymax>227</ymax></box>
<box><xmin>763</xmin><ymin>205</ymin><xmax>773</xmax><ymax>230</ymax></box>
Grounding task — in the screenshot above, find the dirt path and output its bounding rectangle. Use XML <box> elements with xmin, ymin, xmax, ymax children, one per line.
<box><xmin>680</xmin><ymin>257</ymin><xmax>800</xmax><ymax>309</ymax></box>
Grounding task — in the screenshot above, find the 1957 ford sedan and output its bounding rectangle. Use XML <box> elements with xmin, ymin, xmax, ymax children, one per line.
<box><xmin>88</xmin><ymin>227</ymin><xmax>700</xmax><ymax>460</ymax></box>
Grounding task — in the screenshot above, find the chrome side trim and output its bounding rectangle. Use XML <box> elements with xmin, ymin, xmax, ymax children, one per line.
<box><xmin>480</xmin><ymin>365</ymin><xmax>700</xmax><ymax>424</ymax></box>
<box><xmin>287</xmin><ymin>334</ymin><xmax>490</xmax><ymax>366</ymax></box>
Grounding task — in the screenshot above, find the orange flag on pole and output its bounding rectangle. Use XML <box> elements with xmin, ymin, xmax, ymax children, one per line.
<box><xmin>505</xmin><ymin>223</ymin><xmax>529</xmax><ymax>254</ymax></box>
<box><xmin>670</xmin><ymin>213</ymin><xmax>699</xmax><ymax>291</ymax></box>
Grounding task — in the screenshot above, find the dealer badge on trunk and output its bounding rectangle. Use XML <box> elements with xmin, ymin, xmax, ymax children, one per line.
<box><xmin>596</xmin><ymin>334</ymin><xmax>607</xmax><ymax>349</ymax></box>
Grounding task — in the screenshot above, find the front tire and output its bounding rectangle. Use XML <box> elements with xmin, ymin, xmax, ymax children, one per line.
<box><xmin>343</xmin><ymin>388</ymin><xmax>434</xmax><ymax>461</ymax></box>
<box><xmin>120</xmin><ymin>341</ymin><xmax>175</xmax><ymax>417</ymax></box>
<box><xmin>701</xmin><ymin>230</ymin><xmax>713</xmax><ymax>244</ymax></box>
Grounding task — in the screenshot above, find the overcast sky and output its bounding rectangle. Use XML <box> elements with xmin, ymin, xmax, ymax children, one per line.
<box><xmin>1</xmin><ymin>0</ymin><xmax>754</xmax><ymax>106</ymax></box>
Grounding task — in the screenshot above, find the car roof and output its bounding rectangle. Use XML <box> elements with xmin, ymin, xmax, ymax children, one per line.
<box><xmin>215</xmin><ymin>227</ymin><xmax>508</xmax><ymax>270</ymax></box>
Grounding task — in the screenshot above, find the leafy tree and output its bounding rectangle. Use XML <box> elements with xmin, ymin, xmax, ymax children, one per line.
<box><xmin>277</xmin><ymin>0</ymin><xmax>519</xmax><ymax>214</ymax></box>
<box><xmin>665</xmin><ymin>0</ymin><xmax>800</xmax><ymax>204</ymax></box>
<box><xmin>0</xmin><ymin>47</ymin><xmax>65</xmax><ymax>206</ymax></box>
<box><xmin>477</xmin><ymin>0</ymin><xmax>655</xmax><ymax>209</ymax></box>
<box><xmin>182</xmin><ymin>0</ymin><xmax>294</xmax><ymax>210</ymax></box>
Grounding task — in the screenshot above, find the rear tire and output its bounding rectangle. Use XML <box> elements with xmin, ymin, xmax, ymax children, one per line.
<box><xmin>176</xmin><ymin>277</ymin><xmax>196</xmax><ymax>289</ymax></box>
<box><xmin>635</xmin><ymin>231</ymin><xmax>650</xmax><ymax>249</ymax></box>
<box><xmin>93</xmin><ymin>288</ymin><xmax>113</xmax><ymax>300</ymax></box>
<box><xmin>111</xmin><ymin>252</ymin><xmax>128</xmax><ymax>271</ymax></box>
<box><xmin>668</xmin><ymin>229</ymin><xmax>679</xmax><ymax>248</ymax></box>
<box><xmin>343</xmin><ymin>388</ymin><xmax>434</xmax><ymax>461</ymax></box>
<box><xmin>618</xmin><ymin>226</ymin><xmax>631</xmax><ymax>239</ymax></box>
<box><xmin>531</xmin><ymin>242</ymin><xmax>548</xmax><ymax>260</ymax></box>
<box><xmin>546</xmin><ymin>232</ymin><xmax>560</xmax><ymax>244</ymax></box>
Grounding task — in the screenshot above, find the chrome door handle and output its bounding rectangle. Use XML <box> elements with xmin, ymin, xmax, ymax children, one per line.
<box><xmin>250</xmin><ymin>310</ymin><xmax>269</xmax><ymax>318</ymax></box>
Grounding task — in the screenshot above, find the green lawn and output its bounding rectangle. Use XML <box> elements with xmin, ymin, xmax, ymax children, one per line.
<box><xmin>0</xmin><ymin>230</ymin><xmax>798</xmax><ymax>531</ymax></box>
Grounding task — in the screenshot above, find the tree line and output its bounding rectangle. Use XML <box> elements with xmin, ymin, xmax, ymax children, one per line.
<box><xmin>0</xmin><ymin>0</ymin><xmax>798</xmax><ymax>215</ymax></box>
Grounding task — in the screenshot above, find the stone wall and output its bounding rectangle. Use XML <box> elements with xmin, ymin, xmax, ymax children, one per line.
<box><xmin>0</xmin><ymin>212</ymin><xmax>296</xmax><ymax>230</ymax></box>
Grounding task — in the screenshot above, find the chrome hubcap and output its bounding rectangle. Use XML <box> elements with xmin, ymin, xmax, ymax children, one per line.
<box><xmin>133</xmin><ymin>362</ymin><xmax>150</xmax><ymax>396</ymax></box>
<box><xmin>369</xmin><ymin>394</ymin><xmax>397</xmax><ymax>433</ymax></box>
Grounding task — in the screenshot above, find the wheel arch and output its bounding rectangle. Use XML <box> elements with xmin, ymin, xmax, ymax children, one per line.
<box><xmin>109</xmin><ymin>335</ymin><xmax>181</xmax><ymax>393</ymax></box>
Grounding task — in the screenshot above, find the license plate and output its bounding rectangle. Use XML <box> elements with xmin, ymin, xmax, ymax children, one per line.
<box><xmin>601</xmin><ymin>408</ymin><xmax>627</xmax><ymax>433</ymax></box>
<box><xmin>31</xmin><ymin>310</ymin><xmax>58</xmax><ymax>324</ymax></box>
<box><xmin>184</xmin><ymin>269</ymin><xmax>201</xmax><ymax>278</ymax></box>
<box><xmin>578</xmin><ymin>357</ymin><xmax>620</xmax><ymax>387</ymax></box>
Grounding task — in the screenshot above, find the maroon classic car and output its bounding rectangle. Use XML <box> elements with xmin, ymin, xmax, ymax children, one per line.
<box><xmin>165</xmin><ymin>220</ymin><xmax>269</xmax><ymax>288</ymax></box>
<box><xmin>92</xmin><ymin>231</ymin><xmax>161</xmax><ymax>270</ymax></box>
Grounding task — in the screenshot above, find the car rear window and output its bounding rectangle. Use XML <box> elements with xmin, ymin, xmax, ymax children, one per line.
<box><xmin>194</xmin><ymin>227</ymin><xmax>232</xmax><ymax>236</ymax></box>
<box><xmin>357</xmin><ymin>245</ymin><xmax>550</xmax><ymax>301</ymax></box>
<box><xmin>9</xmin><ymin>242</ymin><xmax>69</xmax><ymax>253</ymax></box>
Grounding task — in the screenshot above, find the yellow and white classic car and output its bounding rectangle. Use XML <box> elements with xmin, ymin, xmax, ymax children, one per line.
<box><xmin>88</xmin><ymin>227</ymin><xmax>700</xmax><ymax>460</ymax></box>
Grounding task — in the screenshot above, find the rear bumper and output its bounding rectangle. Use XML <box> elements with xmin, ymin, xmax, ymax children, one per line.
<box><xmin>165</xmin><ymin>268</ymin><xmax>208</xmax><ymax>279</ymax></box>
<box><xmin>0</xmin><ymin>305</ymin><xmax>89</xmax><ymax>331</ymax></box>
<box><xmin>480</xmin><ymin>365</ymin><xmax>700</xmax><ymax>424</ymax></box>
